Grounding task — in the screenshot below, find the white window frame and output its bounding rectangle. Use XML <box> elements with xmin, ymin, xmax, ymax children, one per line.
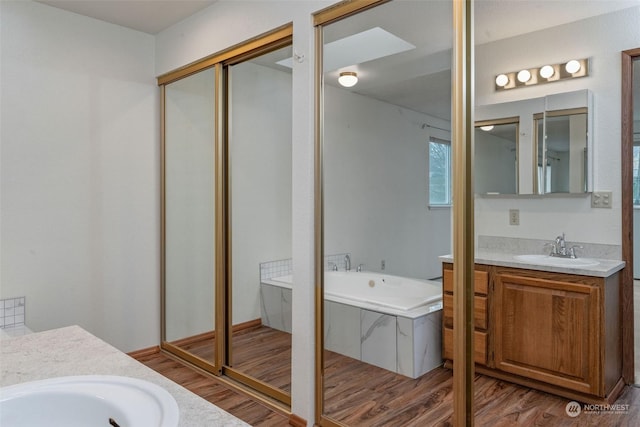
<box><xmin>428</xmin><ymin>137</ymin><xmax>452</xmax><ymax>207</ymax></box>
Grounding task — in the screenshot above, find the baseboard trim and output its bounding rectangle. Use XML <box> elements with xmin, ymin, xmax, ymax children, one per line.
<box><xmin>289</xmin><ymin>413</ymin><xmax>307</xmax><ymax>426</ymax></box>
<box><xmin>127</xmin><ymin>345</ymin><xmax>160</xmax><ymax>359</ymax></box>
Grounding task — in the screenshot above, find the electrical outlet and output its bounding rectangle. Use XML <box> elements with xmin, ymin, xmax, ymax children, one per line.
<box><xmin>591</xmin><ymin>191</ymin><xmax>612</xmax><ymax>208</ymax></box>
<box><xmin>381</xmin><ymin>260</ymin><xmax>385</xmax><ymax>270</ymax></box>
<box><xmin>509</xmin><ymin>209</ymin><xmax>520</xmax><ymax>226</ymax></box>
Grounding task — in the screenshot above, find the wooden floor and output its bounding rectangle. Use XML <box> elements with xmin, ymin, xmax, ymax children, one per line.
<box><xmin>137</xmin><ymin>326</ymin><xmax>640</xmax><ymax>426</ymax></box>
<box><xmin>135</xmin><ymin>350</ymin><xmax>290</xmax><ymax>426</ymax></box>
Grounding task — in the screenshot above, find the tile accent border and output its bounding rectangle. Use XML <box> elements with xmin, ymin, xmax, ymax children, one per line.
<box><xmin>0</xmin><ymin>297</ymin><xmax>26</xmax><ymax>329</ymax></box>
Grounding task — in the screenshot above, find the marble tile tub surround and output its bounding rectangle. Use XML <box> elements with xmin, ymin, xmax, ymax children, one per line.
<box><xmin>260</xmin><ymin>283</ymin><xmax>292</xmax><ymax>333</ymax></box>
<box><xmin>478</xmin><ymin>235</ymin><xmax>622</xmax><ymax>260</ymax></box>
<box><xmin>0</xmin><ymin>326</ymin><xmax>249</xmax><ymax>427</ymax></box>
<box><xmin>324</xmin><ymin>300</ymin><xmax>442</xmax><ymax>379</ymax></box>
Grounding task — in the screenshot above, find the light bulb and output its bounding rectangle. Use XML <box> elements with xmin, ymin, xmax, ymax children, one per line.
<box><xmin>495</xmin><ymin>74</ymin><xmax>509</xmax><ymax>87</ymax></box>
<box><xmin>517</xmin><ymin>69</ymin><xmax>531</xmax><ymax>83</ymax></box>
<box><xmin>539</xmin><ymin>65</ymin><xmax>554</xmax><ymax>79</ymax></box>
<box><xmin>565</xmin><ymin>60</ymin><xmax>581</xmax><ymax>74</ymax></box>
<box><xmin>338</xmin><ymin>71</ymin><xmax>358</xmax><ymax>87</ymax></box>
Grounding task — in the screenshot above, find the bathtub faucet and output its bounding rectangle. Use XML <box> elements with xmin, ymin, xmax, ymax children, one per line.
<box><xmin>344</xmin><ymin>254</ymin><xmax>351</xmax><ymax>271</ymax></box>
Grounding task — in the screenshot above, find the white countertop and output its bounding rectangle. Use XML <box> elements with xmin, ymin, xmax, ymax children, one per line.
<box><xmin>439</xmin><ymin>251</ymin><xmax>625</xmax><ymax>278</ymax></box>
<box><xmin>0</xmin><ymin>325</ymin><xmax>249</xmax><ymax>427</ymax></box>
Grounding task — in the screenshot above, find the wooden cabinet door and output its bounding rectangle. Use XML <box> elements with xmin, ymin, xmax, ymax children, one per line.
<box><xmin>494</xmin><ymin>273</ymin><xmax>601</xmax><ymax>395</ymax></box>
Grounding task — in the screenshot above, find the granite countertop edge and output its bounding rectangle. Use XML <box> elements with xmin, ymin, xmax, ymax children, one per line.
<box><xmin>0</xmin><ymin>325</ymin><xmax>250</xmax><ymax>427</ymax></box>
<box><xmin>439</xmin><ymin>252</ymin><xmax>625</xmax><ymax>278</ymax></box>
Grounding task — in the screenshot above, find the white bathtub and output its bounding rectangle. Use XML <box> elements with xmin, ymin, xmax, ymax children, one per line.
<box><xmin>266</xmin><ymin>271</ymin><xmax>443</xmax><ymax>318</ymax></box>
<box><xmin>261</xmin><ymin>270</ymin><xmax>443</xmax><ymax>378</ymax></box>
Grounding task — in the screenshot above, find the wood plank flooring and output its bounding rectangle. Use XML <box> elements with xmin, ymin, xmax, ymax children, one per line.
<box><xmin>137</xmin><ymin>326</ymin><xmax>640</xmax><ymax>426</ymax></box>
<box><xmin>135</xmin><ymin>350</ymin><xmax>290</xmax><ymax>426</ymax></box>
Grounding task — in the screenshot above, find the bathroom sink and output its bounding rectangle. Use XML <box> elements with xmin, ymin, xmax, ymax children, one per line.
<box><xmin>0</xmin><ymin>375</ymin><xmax>179</xmax><ymax>427</ymax></box>
<box><xmin>513</xmin><ymin>254</ymin><xmax>599</xmax><ymax>267</ymax></box>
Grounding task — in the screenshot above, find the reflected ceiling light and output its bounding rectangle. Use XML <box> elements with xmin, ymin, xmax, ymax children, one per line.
<box><xmin>517</xmin><ymin>69</ymin><xmax>531</xmax><ymax>83</ymax></box>
<box><xmin>539</xmin><ymin>65</ymin><xmax>555</xmax><ymax>79</ymax></box>
<box><xmin>480</xmin><ymin>125</ymin><xmax>494</xmax><ymax>131</ymax></box>
<box><xmin>495</xmin><ymin>58</ymin><xmax>589</xmax><ymax>90</ymax></box>
<box><xmin>495</xmin><ymin>74</ymin><xmax>509</xmax><ymax>87</ymax></box>
<box><xmin>565</xmin><ymin>59</ymin><xmax>581</xmax><ymax>74</ymax></box>
<box><xmin>338</xmin><ymin>71</ymin><xmax>358</xmax><ymax>87</ymax></box>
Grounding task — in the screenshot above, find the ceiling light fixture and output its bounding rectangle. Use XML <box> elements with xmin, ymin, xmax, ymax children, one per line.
<box><xmin>338</xmin><ymin>71</ymin><xmax>358</xmax><ymax>87</ymax></box>
<box><xmin>480</xmin><ymin>125</ymin><xmax>494</xmax><ymax>131</ymax></box>
<box><xmin>494</xmin><ymin>58</ymin><xmax>589</xmax><ymax>91</ymax></box>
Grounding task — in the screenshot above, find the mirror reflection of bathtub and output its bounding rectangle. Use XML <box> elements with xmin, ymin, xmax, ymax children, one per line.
<box><xmin>261</xmin><ymin>270</ymin><xmax>443</xmax><ymax>379</ymax></box>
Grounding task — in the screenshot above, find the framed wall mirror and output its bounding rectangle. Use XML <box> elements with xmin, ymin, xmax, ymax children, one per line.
<box><xmin>476</xmin><ymin>89</ymin><xmax>592</xmax><ymax>196</ymax></box>
<box><xmin>474</xmin><ymin>118</ymin><xmax>519</xmax><ymax>195</ymax></box>
<box><xmin>535</xmin><ymin>89</ymin><xmax>593</xmax><ymax>194</ymax></box>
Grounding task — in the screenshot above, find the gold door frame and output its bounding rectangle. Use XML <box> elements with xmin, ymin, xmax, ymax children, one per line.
<box><xmin>159</xmin><ymin>23</ymin><xmax>293</xmax><ymax>408</ymax></box>
<box><xmin>313</xmin><ymin>0</ymin><xmax>475</xmax><ymax>425</ymax></box>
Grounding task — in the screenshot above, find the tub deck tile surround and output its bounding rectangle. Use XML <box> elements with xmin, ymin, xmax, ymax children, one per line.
<box><xmin>0</xmin><ymin>325</ymin><xmax>249</xmax><ymax>427</ymax></box>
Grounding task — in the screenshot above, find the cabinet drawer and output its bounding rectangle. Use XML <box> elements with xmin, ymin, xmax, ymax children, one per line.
<box><xmin>443</xmin><ymin>269</ymin><xmax>488</xmax><ymax>295</ymax></box>
<box><xmin>443</xmin><ymin>294</ymin><xmax>487</xmax><ymax>330</ymax></box>
<box><xmin>443</xmin><ymin>327</ymin><xmax>487</xmax><ymax>365</ymax></box>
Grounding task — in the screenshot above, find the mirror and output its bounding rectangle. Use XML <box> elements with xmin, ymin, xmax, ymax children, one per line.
<box><xmin>474</xmin><ymin>118</ymin><xmax>519</xmax><ymax>195</ymax></box>
<box><xmin>476</xmin><ymin>89</ymin><xmax>592</xmax><ymax>196</ymax></box>
<box><xmin>163</xmin><ymin>67</ymin><xmax>216</xmax><ymax>362</ymax></box>
<box><xmin>535</xmin><ymin>89</ymin><xmax>592</xmax><ymax>194</ymax></box>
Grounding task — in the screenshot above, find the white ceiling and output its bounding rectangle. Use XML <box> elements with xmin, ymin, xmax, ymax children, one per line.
<box><xmin>35</xmin><ymin>0</ymin><xmax>640</xmax><ymax>37</ymax></box>
<box><xmin>34</xmin><ymin>0</ymin><xmax>640</xmax><ymax>122</ymax></box>
<box><xmin>36</xmin><ymin>0</ymin><xmax>218</xmax><ymax>34</ymax></box>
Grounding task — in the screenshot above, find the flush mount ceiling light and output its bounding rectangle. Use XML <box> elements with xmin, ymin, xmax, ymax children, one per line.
<box><xmin>338</xmin><ymin>71</ymin><xmax>358</xmax><ymax>87</ymax></box>
<box><xmin>495</xmin><ymin>58</ymin><xmax>589</xmax><ymax>90</ymax></box>
<box><xmin>480</xmin><ymin>125</ymin><xmax>494</xmax><ymax>131</ymax></box>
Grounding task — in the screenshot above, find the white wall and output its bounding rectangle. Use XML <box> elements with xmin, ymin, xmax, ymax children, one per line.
<box><xmin>0</xmin><ymin>1</ymin><xmax>159</xmax><ymax>352</ymax></box>
<box><xmin>324</xmin><ymin>85</ymin><xmax>451</xmax><ymax>280</ymax></box>
<box><xmin>475</xmin><ymin>6</ymin><xmax>640</xmax><ymax>246</ymax></box>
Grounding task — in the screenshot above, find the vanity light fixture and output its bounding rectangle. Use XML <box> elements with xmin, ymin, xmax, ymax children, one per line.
<box><xmin>495</xmin><ymin>58</ymin><xmax>589</xmax><ymax>90</ymax></box>
<box><xmin>565</xmin><ymin>59</ymin><xmax>581</xmax><ymax>74</ymax></box>
<box><xmin>517</xmin><ymin>69</ymin><xmax>531</xmax><ymax>83</ymax></box>
<box><xmin>495</xmin><ymin>74</ymin><xmax>509</xmax><ymax>88</ymax></box>
<box><xmin>539</xmin><ymin>65</ymin><xmax>555</xmax><ymax>79</ymax></box>
<box><xmin>338</xmin><ymin>71</ymin><xmax>358</xmax><ymax>87</ymax></box>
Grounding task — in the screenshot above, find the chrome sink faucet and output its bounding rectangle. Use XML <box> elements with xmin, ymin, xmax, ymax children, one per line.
<box><xmin>345</xmin><ymin>254</ymin><xmax>351</xmax><ymax>271</ymax></box>
<box><xmin>547</xmin><ymin>233</ymin><xmax>583</xmax><ymax>258</ymax></box>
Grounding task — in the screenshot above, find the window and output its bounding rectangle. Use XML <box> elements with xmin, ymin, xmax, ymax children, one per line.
<box><xmin>633</xmin><ymin>144</ymin><xmax>640</xmax><ymax>206</ymax></box>
<box><xmin>428</xmin><ymin>137</ymin><xmax>452</xmax><ymax>206</ymax></box>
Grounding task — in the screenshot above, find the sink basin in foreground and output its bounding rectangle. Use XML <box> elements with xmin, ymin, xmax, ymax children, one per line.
<box><xmin>513</xmin><ymin>254</ymin><xmax>599</xmax><ymax>267</ymax></box>
<box><xmin>0</xmin><ymin>375</ymin><xmax>179</xmax><ymax>427</ymax></box>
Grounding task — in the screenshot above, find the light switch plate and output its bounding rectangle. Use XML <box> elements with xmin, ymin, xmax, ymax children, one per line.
<box><xmin>591</xmin><ymin>191</ymin><xmax>612</xmax><ymax>208</ymax></box>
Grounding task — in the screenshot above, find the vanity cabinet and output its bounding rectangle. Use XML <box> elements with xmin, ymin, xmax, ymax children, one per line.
<box><xmin>442</xmin><ymin>264</ymin><xmax>489</xmax><ymax>366</ymax></box>
<box><xmin>442</xmin><ymin>263</ymin><xmax>623</xmax><ymax>404</ymax></box>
